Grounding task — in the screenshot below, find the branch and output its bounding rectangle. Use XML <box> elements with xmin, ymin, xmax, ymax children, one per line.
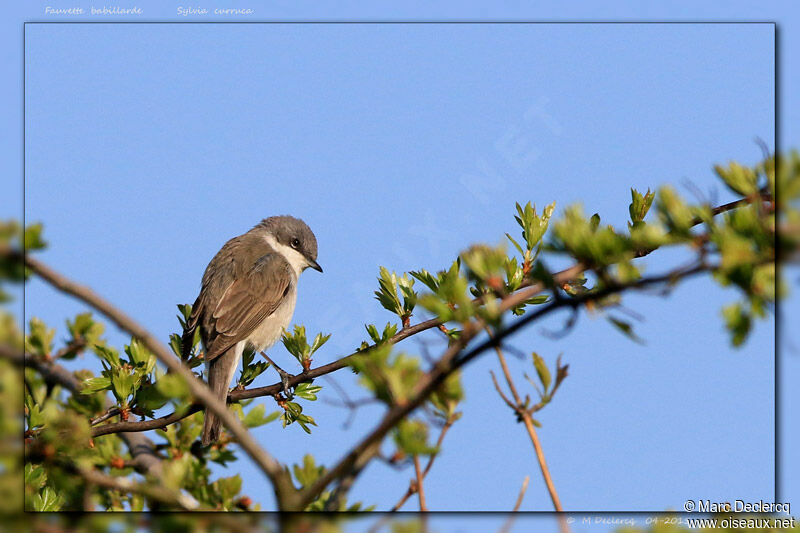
<box><xmin>299</xmin><ymin>259</ymin><xmax>716</xmax><ymax>509</ymax></box>
<box><xmin>10</xmin><ymin>190</ymin><xmax>772</xmax><ymax>510</ymax></box>
<box><xmin>413</xmin><ymin>455</ymin><xmax>428</xmax><ymax>511</ymax></box>
<box><xmin>51</xmin><ymin>338</ymin><xmax>87</xmax><ymax>361</ymax></box>
<box><xmin>511</xmin><ymin>475</ymin><xmax>530</xmax><ymax>512</ymax></box>
<box><xmin>490</xmin><ymin>341</ymin><xmax>564</xmax><ymax>513</ymax></box>
<box><xmin>1</xmin><ymin>344</ymin><xmax>164</xmax><ymax>477</ymax></box>
<box><xmin>26</xmin><ymin>444</ymin><xmax>200</xmax><ymax>510</ymax></box>
<box><xmin>82</xmin><ymin>192</ymin><xmax>775</xmax><ymax>440</ymax></box>
<box><xmin>498</xmin><ymin>476</ymin><xmax>530</xmax><ymax>533</ymax></box>
<box><xmin>13</xmin><ymin>253</ymin><xmax>298</xmax><ymax>509</ymax></box>
<box><xmin>389</xmin><ymin>415</ymin><xmax>455</xmax><ymax>512</ymax></box>
<box><xmin>88</xmin><ymin>262</ymin><xmax>588</xmax><ymax>438</ymax></box>
<box><xmin>91</xmin><ymin>405</ymin><xmax>202</xmax><ymax>438</ymax></box>
<box><xmin>72</xmin><ymin>462</ymin><xmax>200</xmax><ymax>510</ymax></box>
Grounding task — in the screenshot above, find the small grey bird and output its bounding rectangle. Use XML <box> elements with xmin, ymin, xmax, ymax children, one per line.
<box><xmin>182</xmin><ymin>216</ymin><xmax>322</xmax><ymax>446</ymax></box>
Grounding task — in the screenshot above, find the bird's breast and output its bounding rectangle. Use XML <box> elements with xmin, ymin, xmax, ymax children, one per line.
<box><xmin>246</xmin><ymin>285</ymin><xmax>298</xmax><ymax>352</ymax></box>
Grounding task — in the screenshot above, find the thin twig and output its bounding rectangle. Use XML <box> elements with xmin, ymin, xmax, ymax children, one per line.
<box><xmin>413</xmin><ymin>455</ymin><xmax>428</xmax><ymax>511</ymax></box>
<box><xmin>498</xmin><ymin>476</ymin><xmax>530</xmax><ymax>533</ymax></box>
<box><xmin>521</xmin><ymin>415</ymin><xmax>563</xmax><ymax>512</ymax></box>
<box><xmin>489</xmin><ymin>370</ymin><xmax>516</xmax><ymax>410</ymax></box>
<box><xmin>389</xmin><ymin>415</ymin><xmax>455</xmax><ymax>512</ymax></box>
<box><xmin>490</xmin><ymin>341</ymin><xmax>565</xmax><ymax>513</ymax></box>
<box><xmin>51</xmin><ymin>338</ymin><xmax>87</xmax><ymax>361</ymax></box>
<box><xmin>90</xmin><ymin>406</ymin><xmax>121</xmax><ymax>426</ymax></box>
<box><xmin>512</xmin><ymin>475</ymin><xmax>530</xmax><ymax>512</ymax></box>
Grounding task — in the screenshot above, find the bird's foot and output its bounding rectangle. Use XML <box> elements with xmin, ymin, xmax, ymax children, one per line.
<box><xmin>260</xmin><ymin>351</ymin><xmax>296</xmax><ymax>400</ymax></box>
<box><xmin>279</xmin><ymin>371</ymin><xmax>294</xmax><ymax>400</ymax></box>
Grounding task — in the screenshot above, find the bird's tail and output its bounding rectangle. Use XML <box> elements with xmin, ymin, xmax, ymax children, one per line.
<box><xmin>201</xmin><ymin>348</ymin><xmax>234</xmax><ymax>446</ymax></box>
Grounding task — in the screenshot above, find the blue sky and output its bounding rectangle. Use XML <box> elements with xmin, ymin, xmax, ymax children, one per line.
<box><xmin>2</xmin><ymin>2</ymin><xmax>796</xmax><ymax>530</ymax></box>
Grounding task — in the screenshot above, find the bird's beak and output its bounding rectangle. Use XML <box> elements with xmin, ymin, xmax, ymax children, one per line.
<box><xmin>307</xmin><ymin>259</ymin><xmax>323</xmax><ymax>273</ymax></box>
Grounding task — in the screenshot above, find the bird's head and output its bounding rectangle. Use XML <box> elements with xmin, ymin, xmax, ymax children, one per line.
<box><xmin>257</xmin><ymin>215</ymin><xmax>322</xmax><ymax>274</ymax></box>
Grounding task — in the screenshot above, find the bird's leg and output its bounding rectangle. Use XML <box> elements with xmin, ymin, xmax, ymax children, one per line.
<box><xmin>260</xmin><ymin>352</ymin><xmax>295</xmax><ymax>399</ymax></box>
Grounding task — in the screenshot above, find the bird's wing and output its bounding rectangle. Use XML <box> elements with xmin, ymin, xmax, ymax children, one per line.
<box><xmin>203</xmin><ymin>253</ymin><xmax>293</xmax><ymax>362</ymax></box>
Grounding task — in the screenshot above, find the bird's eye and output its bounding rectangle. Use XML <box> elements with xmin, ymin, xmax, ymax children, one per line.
<box><xmin>291</xmin><ymin>238</ymin><xmax>300</xmax><ymax>249</ymax></box>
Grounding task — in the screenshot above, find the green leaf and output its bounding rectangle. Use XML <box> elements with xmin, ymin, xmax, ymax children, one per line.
<box><xmin>532</xmin><ymin>352</ymin><xmax>551</xmax><ymax>392</ymax></box>
<box><xmin>589</xmin><ymin>213</ymin><xmax>601</xmax><ymax>231</ymax></box>
<box><xmin>23</xmin><ymin>223</ymin><xmax>47</xmax><ymax>251</ymax></box>
<box><xmin>656</xmin><ymin>186</ymin><xmax>694</xmax><ymax>235</ymax></box>
<box><xmin>133</xmin><ymin>382</ymin><xmax>170</xmax><ymax>415</ymax></box>
<box><xmin>110</xmin><ymin>370</ymin><xmax>135</xmax><ymax>404</ymax></box>
<box><xmin>176</xmin><ymin>303</ymin><xmax>193</xmax><ymax>329</ymax></box>
<box><xmin>282</xmin><ymin>325</ymin><xmax>310</xmax><ymax>361</ymax></box>
<box><xmin>130</xmin><ymin>494</ymin><xmax>144</xmax><ymax>512</ymax></box>
<box><xmin>722</xmin><ymin>302</ymin><xmax>752</xmax><ymax>347</ymax></box>
<box><xmin>607</xmin><ymin>317</ymin><xmax>645</xmax><ymax>345</ymax></box>
<box><xmin>461</xmin><ymin>243</ymin><xmax>508</xmax><ymax>287</ymax></box>
<box><xmin>125</xmin><ymin>339</ymin><xmax>155</xmax><ymax>371</ymax></box>
<box><xmin>393</xmin><ymin>419</ymin><xmax>438</xmax><ymax>456</ymax></box>
<box><xmin>25</xmin><ymin>317</ymin><xmax>55</xmax><ymax>356</ymax></box>
<box><xmin>629</xmin><ymin>188</ymin><xmax>655</xmax><ymax>224</ymax></box>
<box><xmin>349</xmin><ymin>348</ymin><xmax>422</xmax><ymax>406</ymax></box>
<box><xmin>168</xmin><ymin>333</ymin><xmax>183</xmax><ymax>358</ymax></box>
<box><xmin>243</xmin><ymin>404</ymin><xmax>280</xmax><ymax>428</ymax></box>
<box><xmin>375</xmin><ymin>267</ymin><xmax>417</xmax><ymax>318</ymax></box>
<box><xmin>27</xmin><ymin>404</ymin><xmax>45</xmax><ymax>429</ymax></box>
<box><xmin>409</xmin><ymin>268</ymin><xmax>440</xmax><ymax>293</ymax></box>
<box><xmin>215</xmin><ymin>474</ymin><xmax>243</xmax><ymax>503</ymax></box>
<box><xmin>66</xmin><ymin>312</ymin><xmax>104</xmax><ymax>351</ymax></box>
<box><xmin>93</xmin><ymin>345</ymin><xmax>121</xmax><ymax>368</ymax></box>
<box><xmin>365</xmin><ymin>323</ymin><xmax>398</xmax><ymax>344</ymax></box>
<box><xmin>295</xmin><ymin>382</ymin><xmax>322</xmax><ymax>401</ymax></box>
<box><xmin>33</xmin><ymin>487</ymin><xmax>63</xmax><ymax>512</ymax></box>
<box><xmin>505</xmin><ymin>233</ymin><xmax>525</xmax><ymax>256</ymax></box>
<box><xmin>514</xmin><ymin>201</ymin><xmax>556</xmax><ymax>251</ymax></box>
<box><xmin>25</xmin><ymin>464</ymin><xmax>47</xmax><ymax>491</ymax></box>
<box><xmin>154</xmin><ymin>373</ymin><xmax>190</xmax><ymax>402</ymax></box>
<box><xmin>551</xmin><ymin>205</ymin><xmax>633</xmax><ymax>266</ymax></box>
<box><xmin>310</xmin><ymin>332</ymin><xmax>331</xmax><ymax>354</ymax></box>
<box><xmin>292</xmin><ymin>454</ymin><xmax>326</xmax><ymax>488</ymax></box>
<box><xmin>714</xmin><ymin>161</ymin><xmax>759</xmax><ymax>196</ymax></box>
<box><xmin>81</xmin><ymin>376</ymin><xmax>112</xmax><ymax>395</ymax></box>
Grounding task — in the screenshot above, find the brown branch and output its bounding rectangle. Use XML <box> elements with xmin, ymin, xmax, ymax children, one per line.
<box><xmin>299</xmin><ymin>259</ymin><xmax>716</xmax><ymax>509</ymax></box>
<box><xmin>413</xmin><ymin>454</ymin><xmax>428</xmax><ymax>511</ymax></box>
<box><xmin>77</xmin><ymin>192</ymin><xmax>774</xmax><ymax>440</ymax></box>
<box><xmin>45</xmin><ymin>458</ymin><xmax>199</xmax><ymax>510</ymax></box>
<box><xmin>511</xmin><ymin>475</ymin><xmax>530</xmax><ymax>512</ymax></box>
<box><xmin>489</xmin><ymin>370</ymin><xmax>516</xmax><ymax>410</ymax></box>
<box><xmin>89</xmin><ymin>406</ymin><xmax>121</xmax><ymax>426</ymax></box>
<box><xmin>88</xmin><ymin>262</ymin><xmax>587</xmax><ymax>439</ymax></box>
<box><xmin>51</xmin><ymin>338</ymin><xmax>87</xmax><ymax>361</ymax></box>
<box><xmin>91</xmin><ymin>405</ymin><xmax>202</xmax><ymax>437</ymax></box>
<box><xmin>13</xmin><ymin>253</ymin><xmax>298</xmax><ymax>509</ymax></box>
<box><xmin>498</xmin><ymin>476</ymin><xmax>530</xmax><ymax>533</ymax></box>
<box><xmin>522</xmin><ymin>414</ymin><xmax>563</xmax><ymax>511</ymax></box>
<box><xmin>389</xmin><ymin>415</ymin><xmax>455</xmax><ymax>512</ymax></box>
<box><xmin>2</xmin><ymin>344</ymin><xmax>165</xmax><ymax>477</ymax></box>
<box><xmin>490</xmin><ymin>341</ymin><xmax>565</xmax><ymax>513</ymax></box>
<box><xmin>79</xmin><ymin>464</ymin><xmax>199</xmax><ymax>510</ymax></box>
<box><xmin>10</xmin><ymin>190</ymin><xmax>771</xmax><ymax>510</ymax></box>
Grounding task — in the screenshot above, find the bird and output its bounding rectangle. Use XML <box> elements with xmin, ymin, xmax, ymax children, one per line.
<box><xmin>181</xmin><ymin>216</ymin><xmax>322</xmax><ymax>446</ymax></box>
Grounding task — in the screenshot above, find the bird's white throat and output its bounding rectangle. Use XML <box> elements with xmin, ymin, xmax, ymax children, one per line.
<box><xmin>263</xmin><ymin>234</ymin><xmax>311</xmax><ymax>279</ymax></box>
